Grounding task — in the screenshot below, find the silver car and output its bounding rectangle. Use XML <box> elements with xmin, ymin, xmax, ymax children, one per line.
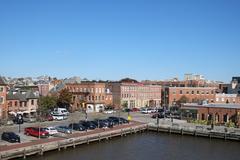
<box><xmin>55</xmin><ymin>126</ymin><xmax>72</xmax><ymax>134</ymax></box>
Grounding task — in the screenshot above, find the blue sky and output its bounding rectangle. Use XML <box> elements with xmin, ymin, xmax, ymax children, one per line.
<box><xmin>0</xmin><ymin>0</ymin><xmax>239</xmax><ymax>82</ymax></box>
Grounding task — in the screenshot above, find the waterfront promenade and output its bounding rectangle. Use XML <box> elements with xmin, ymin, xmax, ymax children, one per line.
<box><xmin>0</xmin><ymin>121</ymin><xmax>147</xmax><ymax>160</ymax></box>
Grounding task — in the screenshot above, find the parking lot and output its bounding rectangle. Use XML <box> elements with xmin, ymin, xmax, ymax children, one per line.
<box><xmin>0</xmin><ymin>111</ymin><xmax>138</xmax><ymax>146</ymax></box>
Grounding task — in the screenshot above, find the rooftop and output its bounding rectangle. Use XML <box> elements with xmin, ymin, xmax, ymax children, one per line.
<box><xmin>183</xmin><ymin>103</ymin><xmax>240</xmax><ymax>109</ymax></box>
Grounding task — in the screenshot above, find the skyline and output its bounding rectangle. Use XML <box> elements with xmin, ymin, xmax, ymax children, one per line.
<box><xmin>0</xmin><ymin>0</ymin><xmax>239</xmax><ymax>82</ymax></box>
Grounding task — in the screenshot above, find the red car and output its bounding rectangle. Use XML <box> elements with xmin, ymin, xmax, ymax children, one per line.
<box><xmin>132</xmin><ymin>108</ymin><xmax>140</xmax><ymax>112</ymax></box>
<box><xmin>24</xmin><ymin>127</ymin><xmax>49</xmax><ymax>138</ymax></box>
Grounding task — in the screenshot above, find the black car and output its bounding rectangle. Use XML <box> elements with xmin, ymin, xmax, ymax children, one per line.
<box><xmin>151</xmin><ymin>113</ymin><xmax>164</xmax><ymax>119</ymax></box>
<box><xmin>1</xmin><ymin>132</ymin><xmax>20</xmax><ymax>143</ymax></box>
<box><xmin>13</xmin><ymin>114</ymin><xmax>24</xmax><ymax>124</ymax></box>
<box><xmin>108</xmin><ymin>117</ymin><xmax>126</xmax><ymax>125</ymax></box>
<box><xmin>93</xmin><ymin>119</ymin><xmax>112</xmax><ymax>128</ymax></box>
<box><xmin>69</xmin><ymin>123</ymin><xmax>86</xmax><ymax>131</ymax></box>
<box><xmin>79</xmin><ymin>121</ymin><xmax>97</xmax><ymax>130</ymax></box>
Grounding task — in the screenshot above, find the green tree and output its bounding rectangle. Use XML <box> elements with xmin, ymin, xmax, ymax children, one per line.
<box><xmin>177</xmin><ymin>95</ymin><xmax>189</xmax><ymax>105</ymax></box>
<box><xmin>38</xmin><ymin>96</ymin><xmax>57</xmax><ymax>115</ymax></box>
<box><xmin>57</xmin><ymin>88</ymin><xmax>73</xmax><ymax>109</ymax></box>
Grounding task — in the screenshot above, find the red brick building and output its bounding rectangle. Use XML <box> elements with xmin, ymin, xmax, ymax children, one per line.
<box><xmin>7</xmin><ymin>90</ymin><xmax>39</xmax><ymax>116</ymax></box>
<box><xmin>181</xmin><ymin>103</ymin><xmax>240</xmax><ymax>125</ymax></box>
<box><xmin>0</xmin><ymin>77</ymin><xmax>7</xmax><ymax>119</ymax></box>
<box><xmin>65</xmin><ymin>82</ymin><xmax>113</xmax><ymax>112</ymax></box>
<box><xmin>108</xmin><ymin>79</ymin><xmax>161</xmax><ymax>109</ymax></box>
<box><xmin>164</xmin><ymin>87</ymin><xmax>217</xmax><ymax>107</ymax></box>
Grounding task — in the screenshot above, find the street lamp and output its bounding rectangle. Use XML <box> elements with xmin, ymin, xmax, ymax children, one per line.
<box><xmin>17</xmin><ymin>114</ymin><xmax>23</xmax><ymax>133</ymax></box>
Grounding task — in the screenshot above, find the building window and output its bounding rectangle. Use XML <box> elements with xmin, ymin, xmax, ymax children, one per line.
<box><xmin>211</xmin><ymin>90</ymin><xmax>214</xmax><ymax>94</ymax></box>
<box><xmin>89</xmin><ymin>96</ymin><xmax>91</xmax><ymax>101</ymax></box>
<box><xmin>197</xmin><ymin>91</ymin><xmax>199</xmax><ymax>94</ymax></box>
<box><xmin>172</xmin><ymin>91</ymin><xmax>176</xmax><ymax>94</ymax></box>
<box><xmin>102</xmin><ymin>96</ymin><xmax>104</xmax><ymax>100</ymax></box>
<box><xmin>0</xmin><ymin>87</ymin><xmax>4</xmax><ymax>92</ymax></box>
<box><xmin>180</xmin><ymin>90</ymin><xmax>183</xmax><ymax>94</ymax></box>
<box><xmin>216</xmin><ymin>98</ymin><xmax>219</xmax><ymax>102</ymax></box>
<box><xmin>31</xmin><ymin>100</ymin><xmax>34</xmax><ymax>105</ymax></box>
<box><xmin>0</xmin><ymin>96</ymin><xmax>3</xmax><ymax>104</ymax></box>
<box><xmin>96</xmin><ymin>88</ymin><xmax>98</xmax><ymax>93</ymax></box>
<box><xmin>15</xmin><ymin>101</ymin><xmax>18</xmax><ymax>106</ymax></box>
<box><xmin>201</xmin><ymin>114</ymin><xmax>205</xmax><ymax>120</ymax></box>
<box><xmin>92</xmin><ymin>96</ymin><xmax>94</xmax><ymax>101</ymax></box>
<box><xmin>99</xmin><ymin>88</ymin><xmax>101</xmax><ymax>93</ymax></box>
<box><xmin>91</xmin><ymin>88</ymin><xmax>94</xmax><ymax>93</ymax></box>
<box><xmin>192</xmin><ymin>91</ymin><xmax>194</xmax><ymax>94</ymax></box>
<box><xmin>222</xmin><ymin>98</ymin><xmax>224</xmax><ymax>102</ymax></box>
<box><xmin>186</xmin><ymin>91</ymin><xmax>189</xmax><ymax>94</ymax></box>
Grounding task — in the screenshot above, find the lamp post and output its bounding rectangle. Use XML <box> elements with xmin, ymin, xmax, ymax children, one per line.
<box><xmin>18</xmin><ymin>115</ymin><xmax>22</xmax><ymax>133</ymax></box>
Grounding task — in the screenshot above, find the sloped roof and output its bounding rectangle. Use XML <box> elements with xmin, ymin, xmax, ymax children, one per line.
<box><xmin>0</xmin><ymin>76</ymin><xmax>7</xmax><ymax>85</ymax></box>
<box><xmin>7</xmin><ymin>91</ymin><xmax>38</xmax><ymax>101</ymax></box>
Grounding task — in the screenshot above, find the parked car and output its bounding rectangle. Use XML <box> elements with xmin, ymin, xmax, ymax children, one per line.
<box><xmin>141</xmin><ymin>108</ymin><xmax>156</xmax><ymax>114</ymax></box>
<box><xmin>43</xmin><ymin>127</ymin><xmax>58</xmax><ymax>136</ymax></box>
<box><xmin>69</xmin><ymin>123</ymin><xmax>86</xmax><ymax>131</ymax></box>
<box><xmin>95</xmin><ymin>119</ymin><xmax>114</xmax><ymax>128</ymax></box>
<box><xmin>23</xmin><ymin>116</ymin><xmax>37</xmax><ymax>123</ymax></box>
<box><xmin>108</xmin><ymin>116</ymin><xmax>127</xmax><ymax>125</ymax></box>
<box><xmin>103</xmin><ymin>110</ymin><xmax>116</xmax><ymax>114</ymax></box>
<box><xmin>13</xmin><ymin>114</ymin><xmax>24</xmax><ymax>124</ymax></box>
<box><xmin>151</xmin><ymin>113</ymin><xmax>164</xmax><ymax>119</ymax></box>
<box><xmin>132</xmin><ymin>108</ymin><xmax>140</xmax><ymax>112</ymax></box>
<box><xmin>52</xmin><ymin>114</ymin><xmax>67</xmax><ymax>121</ymax></box>
<box><xmin>55</xmin><ymin>126</ymin><xmax>72</xmax><ymax>134</ymax></box>
<box><xmin>24</xmin><ymin>127</ymin><xmax>49</xmax><ymax>138</ymax></box>
<box><xmin>79</xmin><ymin>121</ymin><xmax>97</xmax><ymax>130</ymax></box>
<box><xmin>1</xmin><ymin>132</ymin><xmax>20</xmax><ymax>143</ymax></box>
<box><xmin>92</xmin><ymin>120</ymin><xmax>108</xmax><ymax>129</ymax></box>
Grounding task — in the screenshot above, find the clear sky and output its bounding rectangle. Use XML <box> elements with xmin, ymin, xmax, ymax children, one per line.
<box><xmin>0</xmin><ymin>0</ymin><xmax>239</xmax><ymax>82</ymax></box>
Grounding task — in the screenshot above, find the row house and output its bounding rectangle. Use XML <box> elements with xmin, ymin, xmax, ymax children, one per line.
<box><xmin>7</xmin><ymin>90</ymin><xmax>39</xmax><ymax>117</ymax></box>
<box><xmin>65</xmin><ymin>82</ymin><xmax>112</xmax><ymax>113</ymax></box>
<box><xmin>164</xmin><ymin>87</ymin><xmax>217</xmax><ymax>107</ymax></box>
<box><xmin>108</xmin><ymin>81</ymin><xmax>161</xmax><ymax>109</ymax></box>
<box><xmin>0</xmin><ymin>77</ymin><xmax>7</xmax><ymax>119</ymax></box>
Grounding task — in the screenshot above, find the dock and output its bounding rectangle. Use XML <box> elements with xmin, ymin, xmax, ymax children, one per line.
<box><xmin>0</xmin><ymin>122</ymin><xmax>147</xmax><ymax>160</ymax></box>
<box><xmin>147</xmin><ymin>123</ymin><xmax>240</xmax><ymax>141</ymax></box>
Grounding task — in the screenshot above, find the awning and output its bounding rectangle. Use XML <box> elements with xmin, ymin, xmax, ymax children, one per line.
<box><xmin>8</xmin><ymin>111</ymin><xmax>17</xmax><ymax>116</ymax></box>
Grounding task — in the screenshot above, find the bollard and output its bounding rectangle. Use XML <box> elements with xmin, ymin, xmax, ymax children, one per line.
<box><xmin>58</xmin><ymin>142</ymin><xmax>61</xmax><ymax>151</ymax></box>
<box><xmin>98</xmin><ymin>134</ymin><xmax>101</xmax><ymax>142</ymax></box>
<box><xmin>73</xmin><ymin>140</ymin><xmax>76</xmax><ymax>148</ymax></box>
<box><xmin>121</xmin><ymin>129</ymin><xmax>123</xmax><ymax>137</ymax></box>
<box><xmin>39</xmin><ymin>145</ymin><xmax>44</xmax><ymax>156</ymax></box>
<box><xmin>23</xmin><ymin>149</ymin><xmax>26</xmax><ymax>159</ymax></box>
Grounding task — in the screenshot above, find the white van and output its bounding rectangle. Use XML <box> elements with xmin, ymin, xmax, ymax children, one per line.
<box><xmin>52</xmin><ymin>108</ymin><xmax>70</xmax><ymax>116</ymax></box>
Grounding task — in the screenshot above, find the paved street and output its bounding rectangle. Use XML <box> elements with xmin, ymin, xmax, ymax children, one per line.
<box><xmin>1</xmin><ymin>111</ymin><xmax>240</xmax><ymax>146</ymax></box>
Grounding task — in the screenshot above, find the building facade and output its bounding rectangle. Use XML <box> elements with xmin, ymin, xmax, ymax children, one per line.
<box><xmin>65</xmin><ymin>82</ymin><xmax>113</xmax><ymax>112</ymax></box>
<box><xmin>0</xmin><ymin>77</ymin><xmax>7</xmax><ymax>119</ymax></box>
<box><xmin>164</xmin><ymin>87</ymin><xmax>217</xmax><ymax>107</ymax></box>
<box><xmin>109</xmin><ymin>82</ymin><xmax>161</xmax><ymax>109</ymax></box>
<box><xmin>181</xmin><ymin>103</ymin><xmax>240</xmax><ymax>126</ymax></box>
<box><xmin>215</xmin><ymin>93</ymin><xmax>239</xmax><ymax>104</ymax></box>
<box><xmin>7</xmin><ymin>90</ymin><xmax>39</xmax><ymax>116</ymax></box>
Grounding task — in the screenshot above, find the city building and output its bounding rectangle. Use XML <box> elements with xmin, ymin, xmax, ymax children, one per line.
<box><xmin>163</xmin><ymin>87</ymin><xmax>217</xmax><ymax>107</ymax></box>
<box><xmin>0</xmin><ymin>77</ymin><xmax>7</xmax><ymax>119</ymax></box>
<box><xmin>215</xmin><ymin>93</ymin><xmax>238</xmax><ymax>104</ymax></box>
<box><xmin>65</xmin><ymin>82</ymin><xmax>113</xmax><ymax>112</ymax></box>
<box><xmin>181</xmin><ymin>103</ymin><xmax>240</xmax><ymax>125</ymax></box>
<box><xmin>108</xmin><ymin>78</ymin><xmax>162</xmax><ymax>109</ymax></box>
<box><xmin>7</xmin><ymin>90</ymin><xmax>39</xmax><ymax>117</ymax></box>
<box><xmin>38</xmin><ymin>83</ymin><xmax>50</xmax><ymax>96</ymax></box>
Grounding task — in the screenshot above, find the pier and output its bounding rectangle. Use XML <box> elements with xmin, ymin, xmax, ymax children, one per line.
<box><xmin>0</xmin><ymin>122</ymin><xmax>147</xmax><ymax>160</ymax></box>
<box><xmin>147</xmin><ymin>123</ymin><xmax>240</xmax><ymax>141</ymax></box>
